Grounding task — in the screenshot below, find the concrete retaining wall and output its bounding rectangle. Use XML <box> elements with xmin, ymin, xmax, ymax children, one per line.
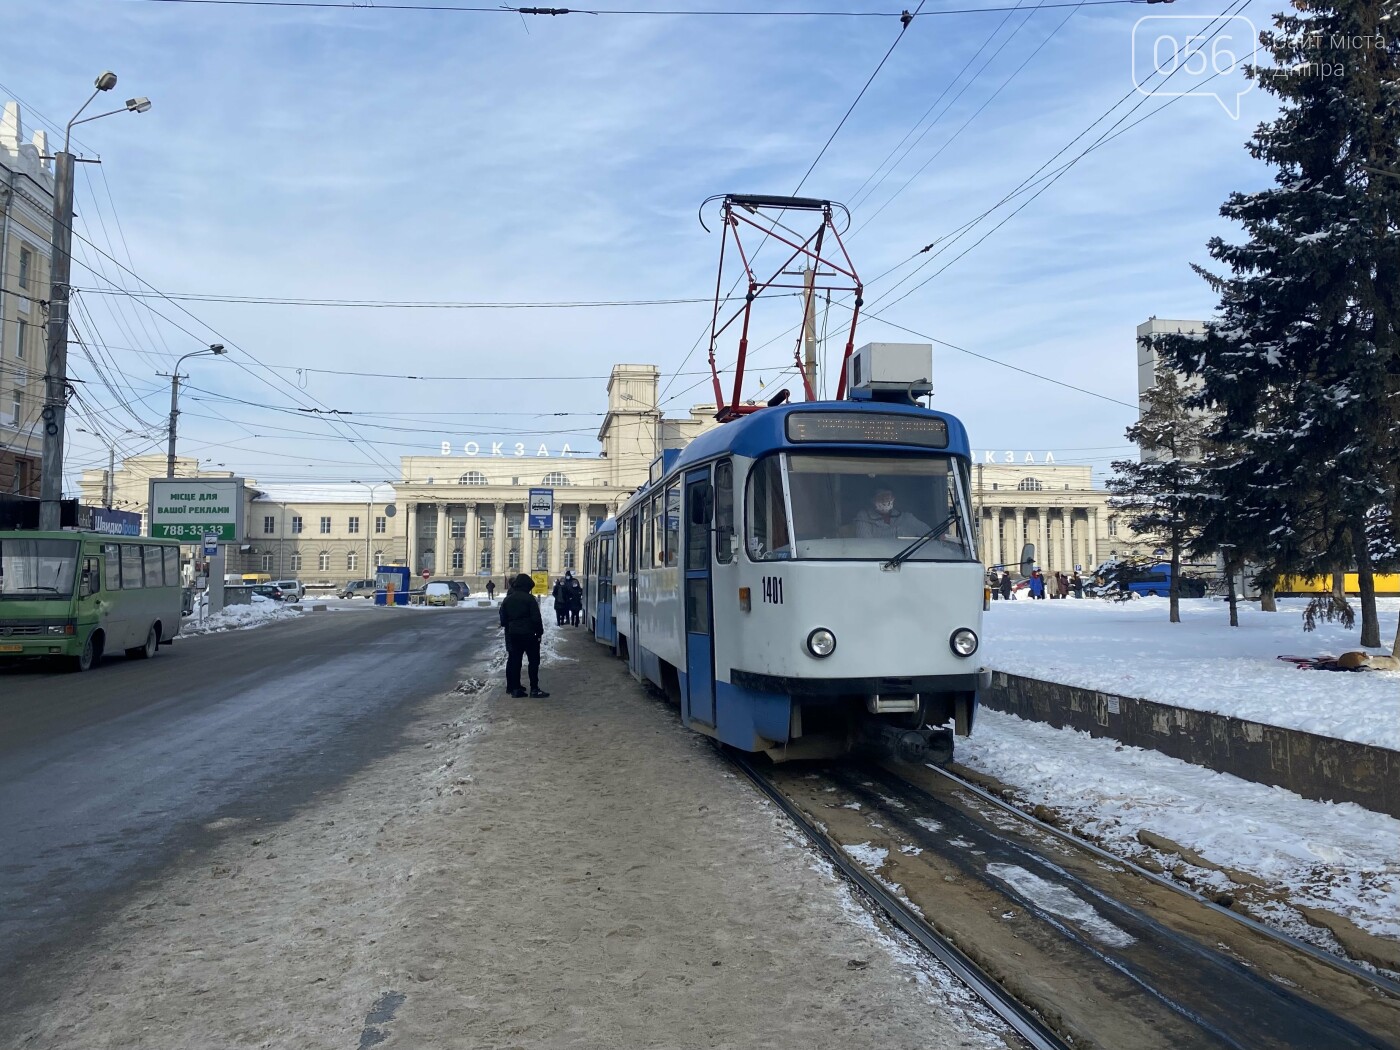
<box><xmin>981</xmin><ymin>672</ymin><xmax>1399</xmax><ymax>819</ymax></box>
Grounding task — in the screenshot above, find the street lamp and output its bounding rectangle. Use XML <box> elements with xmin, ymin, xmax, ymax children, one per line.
<box><xmin>350</xmin><ymin>480</ymin><xmax>391</xmax><ymax>577</ymax></box>
<box><xmin>75</xmin><ymin>426</ymin><xmax>142</xmax><ymax>506</ymax></box>
<box><xmin>39</xmin><ymin>72</ymin><xmax>152</xmax><ymax>531</ymax></box>
<box><xmin>166</xmin><ymin>344</ymin><xmax>226</xmax><ymax>478</ymax></box>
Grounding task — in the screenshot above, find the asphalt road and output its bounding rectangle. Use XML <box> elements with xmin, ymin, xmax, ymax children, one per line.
<box><xmin>0</xmin><ymin>605</ymin><xmax>497</xmax><ymax>993</ymax></box>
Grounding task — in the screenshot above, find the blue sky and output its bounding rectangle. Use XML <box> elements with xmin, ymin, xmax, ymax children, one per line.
<box><xmin>6</xmin><ymin>0</ymin><xmax>1279</xmax><ymax>488</ymax></box>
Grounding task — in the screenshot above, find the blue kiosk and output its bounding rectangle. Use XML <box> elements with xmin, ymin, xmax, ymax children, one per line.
<box><xmin>374</xmin><ymin>565</ymin><xmax>411</xmax><ymax>606</ymax></box>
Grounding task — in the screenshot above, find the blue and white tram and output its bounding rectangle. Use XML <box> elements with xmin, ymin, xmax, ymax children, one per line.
<box><xmin>601</xmin><ymin>399</ymin><xmax>988</xmax><ymax>763</ymax></box>
<box><xmin>581</xmin><ymin>517</ymin><xmax>617</xmax><ymax>647</ymax></box>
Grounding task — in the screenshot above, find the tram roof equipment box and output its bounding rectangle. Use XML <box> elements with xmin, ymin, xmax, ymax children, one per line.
<box><xmin>846</xmin><ymin>342</ymin><xmax>933</xmax><ymax>402</ymax></box>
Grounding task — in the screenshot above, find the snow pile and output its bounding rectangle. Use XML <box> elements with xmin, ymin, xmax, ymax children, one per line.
<box><xmin>961</xmin><ymin>709</ymin><xmax>1400</xmax><ymax>944</ymax></box>
<box><xmin>182</xmin><ymin>600</ymin><xmax>302</xmax><ymax>635</ymax></box>
<box><xmin>983</xmin><ymin>597</ymin><xmax>1400</xmax><ymax>749</ymax></box>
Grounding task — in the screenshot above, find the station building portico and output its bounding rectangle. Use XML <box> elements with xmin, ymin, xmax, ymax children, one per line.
<box><xmin>389</xmin><ymin>364</ymin><xmax>714</xmax><ymax>588</ymax></box>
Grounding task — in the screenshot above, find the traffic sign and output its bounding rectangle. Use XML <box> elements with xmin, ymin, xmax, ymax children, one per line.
<box><xmin>528</xmin><ymin>488</ymin><xmax>554</xmax><ymax>531</ymax></box>
<box><xmin>421</xmin><ymin>569</ymin><xmax>431</xmax><ymax>580</ymax></box>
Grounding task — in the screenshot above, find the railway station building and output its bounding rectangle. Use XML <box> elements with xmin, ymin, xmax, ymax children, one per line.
<box><xmin>81</xmin><ymin>363</ymin><xmax>1149</xmax><ymax>588</ymax></box>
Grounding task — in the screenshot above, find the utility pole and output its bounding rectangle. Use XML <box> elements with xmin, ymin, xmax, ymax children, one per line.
<box><xmin>165</xmin><ymin>343</ymin><xmax>225</xmax><ymax>477</ymax></box>
<box><xmin>801</xmin><ymin>266</ymin><xmax>818</xmax><ymax>399</ymax></box>
<box><xmin>39</xmin><ymin>73</ymin><xmax>150</xmax><ymax>530</ymax></box>
<box><xmin>38</xmin><ymin>149</ymin><xmax>75</xmax><ymax>530</ymax></box>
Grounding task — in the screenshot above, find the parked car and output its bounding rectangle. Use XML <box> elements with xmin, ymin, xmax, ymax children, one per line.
<box><xmin>251</xmin><ymin>584</ymin><xmax>286</xmax><ymax>602</ymax></box>
<box><xmin>423</xmin><ymin>581</ymin><xmax>459</xmax><ymax>607</ymax></box>
<box><xmin>444</xmin><ymin>580</ymin><xmax>470</xmax><ymax>601</ymax></box>
<box><xmin>339</xmin><ymin>579</ymin><xmax>377</xmax><ymax>599</ymax></box>
<box><xmin>271</xmin><ymin>579</ymin><xmax>305</xmax><ymax>601</ymax></box>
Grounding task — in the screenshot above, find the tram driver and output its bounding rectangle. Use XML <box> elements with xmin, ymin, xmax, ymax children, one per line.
<box><xmin>853</xmin><ymin>487</ymin><xmax>931</xmax><ymax>540</ymax></box>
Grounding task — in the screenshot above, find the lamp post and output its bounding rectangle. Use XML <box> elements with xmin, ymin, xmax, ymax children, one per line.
<box><xmin>166</xmin><ymin>343</ymin><xmax>226</xmax><ymax>478</ymax></box>
<box><xmin>350</xmin><ymin>480</ymin><xmax>390</xmax><ymax>578</ymax></box>
<box><xmin>40</xmin><ymin>73</ymin><xmax>152</xmax><ymax>530</ymax></box>
<box><xmin>75</xmin><ymin>426</ymin><xmax>140</xmax><ymax>507</ymax></box>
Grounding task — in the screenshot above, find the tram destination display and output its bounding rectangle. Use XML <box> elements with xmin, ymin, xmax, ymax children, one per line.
<box><xmin>786</xmin><ymin>412</ymin><xmax>949</xmax><ymax>448</ymax></box>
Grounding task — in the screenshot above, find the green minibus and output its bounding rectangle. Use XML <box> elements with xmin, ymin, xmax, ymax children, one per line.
<box><xmin>0</xmin><ymin>530</ymin><xmax>183</xmax><ymax>672</ymax></box>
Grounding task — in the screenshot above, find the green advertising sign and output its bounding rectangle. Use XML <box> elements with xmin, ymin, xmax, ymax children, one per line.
<box><xmin>148</xmin><ymin>478</ymin><xmax>244</xmax><ymax>543</ymax></box>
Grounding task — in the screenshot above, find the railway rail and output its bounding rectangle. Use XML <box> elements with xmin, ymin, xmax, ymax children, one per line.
<box><xmin>731</xmin><ymin>750</ymin><xmax>1400</xmax><ymax>1050</ymax></box>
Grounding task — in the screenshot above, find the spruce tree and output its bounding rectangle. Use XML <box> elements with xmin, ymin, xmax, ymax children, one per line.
<box><xmin>1107</xmin><ymin>370</ymin><xmax>1210</xmax><ymax>624</ymax></box>
<box><xmin>1153</xmin><ymin>0</ymin><xmax>1400</xmax><ymax>649</ymax></box>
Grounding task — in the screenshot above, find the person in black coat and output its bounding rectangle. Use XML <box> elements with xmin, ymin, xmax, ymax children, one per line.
<box><xmin>563</xmin><ymin>570</ymin><xmax>584</xmax><ymax>626</ymax></box>
<box><xmin>999</xmin><ymin>571</ymin><xmax>1013</xmax><ymax>601</ymax></box>
<box><xmin>499</xmin><ymin>573</ymin><xmax>549</xmax><ymax>697</ymax></box>
<box><xmin>551</xmin><ymin>578</ymin><xmax>567</xmax><ymax>626</ymax></box>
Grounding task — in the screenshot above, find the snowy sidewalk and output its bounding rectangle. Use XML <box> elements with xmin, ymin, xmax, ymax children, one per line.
<box><xmin>982</xmin><ymin>597</ymin><xmax>1400</xmax><ymax>750</ymax></box>
<box><xmin>5</xmin><ymin>612</ymin><xmax>1014</xmax><ymax>1049</ymax></box>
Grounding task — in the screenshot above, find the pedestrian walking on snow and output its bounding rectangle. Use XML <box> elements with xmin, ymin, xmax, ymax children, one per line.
<box><xmin>563</xmin><ymin>570</ymin><xmax>583</xmax><ymax>627</ymax></box>
<box><xmin>552</xmin><ymin>578</ymin><xmax>567</xmax><ymax>626</ymax></box>
<box><xmin>999</xmin><ymin>571</ymin><xmax>1013</xmax><ymax>601</ymax></box>
<box><xmin>499</xmin><ymin>573</ymin><xmax>549</xmax><ymax>698</ymax></box>
<box><xmin>486</xmin><ymin>579</ymin><xmax>496</xmax><ymax>601</ymax></box>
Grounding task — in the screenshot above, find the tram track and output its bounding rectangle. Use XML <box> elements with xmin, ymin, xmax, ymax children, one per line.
<box><xmin>731</xmin><ymin>750</ymin><xmax>1400</xmax><ymax>1050</ymax></box>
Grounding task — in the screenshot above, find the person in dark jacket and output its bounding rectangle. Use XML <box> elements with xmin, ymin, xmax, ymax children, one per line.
<box><xmin>499</xmin><ymin>573</ymin><xmax>549</xmax><ymax>697</ymax></box>
<box><xmin>563</xmin><ymin>570</ymin><xmax>583</xmax><ymax>626</ymax></box>
<box><xmin>999</xmin><ymin>571</ymin><xmax>1013</xmax><ymax>601</ymax></box>
<box><xmin>485</xmin><ymin>579</ymin><xmax>496</xmax><ymax>600</ymax></box>
<box><xmin>551</xmin><ymin>578</ymin><xmax>567</xmax><ymax>626</ymax></box>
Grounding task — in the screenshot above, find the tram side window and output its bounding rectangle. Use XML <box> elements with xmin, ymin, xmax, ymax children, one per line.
<box><xmin>103</xmin><ymin>544</ymin><xmax>121</xmax><ymax>590</ymax></box>
<box><xmin>652</xmin><ymin>496</ymin><xmax>665</xmax><ymax>568</ymax></box>
<box><xmin>664</xmin><ymin>483</ymin><xmax>680</xmax><ymax>567</ymax></box>
<box><xmin>746</xmin><ymin>456</ymin><xmax>791</xmax><ymax>560</ymax></box>
<box><xmin>714</xmin><ymin>460</ymin><xmax>734</xmax><ymax>564</ymax></box>
<box><xmin>121</xmin><ymin>544</ymin><xmax>143</xmax><ymax>589</ymax></box>
<box><xmin>642</xmin><ymin>500</ymin><xmax>655</xmax><ymax>567</ymax></box>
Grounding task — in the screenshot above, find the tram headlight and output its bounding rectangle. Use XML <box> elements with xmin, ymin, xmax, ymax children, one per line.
<box><xmin>949</xmin><ymin>628</ymin><xmax>978</xmax><ymax>657</ymax></box>
<box><xmin>806</xmin><ymin>627</ymin><xmax>837</xmax><ymax>658</ymax></box>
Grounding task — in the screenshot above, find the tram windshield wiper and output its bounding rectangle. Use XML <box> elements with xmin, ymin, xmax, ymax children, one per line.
<box><xmin>882</xmin><ymin>514</ymin><xmax>957</xmax><ymax>571</ymax></box>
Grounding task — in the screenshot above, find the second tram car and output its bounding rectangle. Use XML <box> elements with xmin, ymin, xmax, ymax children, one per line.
<box><xmin>583</xmin><ymin>399</ymin><xmax>991</xmax><ymax>763</ymax></box>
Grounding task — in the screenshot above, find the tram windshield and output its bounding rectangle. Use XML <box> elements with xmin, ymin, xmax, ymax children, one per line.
<box><xmin>746</xmin><ymin>453</ymin><xmax>977</xmax><ymax>562</ymax></box>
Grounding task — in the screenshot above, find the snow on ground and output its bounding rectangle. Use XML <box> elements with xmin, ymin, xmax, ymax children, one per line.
<box><xmin>959</xmin><ymin>708</ymin><xmax>1400</xmax><ymax>947</ymax></box>
<box><xmin>982</xmin><ymin>597</ymin><xmax>1400</xmax><ymax>750</ymax></box>
<box><xmin>181</xmin><ymin>599</ymin><xmax>302</xmax><ymax>635</ymax></box>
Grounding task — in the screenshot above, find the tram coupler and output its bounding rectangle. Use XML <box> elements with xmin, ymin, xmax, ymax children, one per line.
<box><xmin>865</xmin><ymin>724</ymin><xmax>954</xmax><ymax>765</ymax></box>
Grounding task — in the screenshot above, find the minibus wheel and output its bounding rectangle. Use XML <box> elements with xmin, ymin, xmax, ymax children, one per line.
<box><xmin>69</xmin><ymin>631</ymin><xmax>101</xmax><ymax>673</ymax></box>
<box><xmin>127</xmin><ymin>624</ymin><xmax>159</xmax><ymax>660</ymax></box>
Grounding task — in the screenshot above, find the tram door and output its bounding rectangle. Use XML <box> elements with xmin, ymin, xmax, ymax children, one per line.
<box><xmin>627</xmin><ymin>514</ymin><xmax>640</xmax><ymax>676</ymax></box>
<box><xmin>684</xmin><ymin>469</ymin><xmax>716</xmax><ymax>727</ymax></box>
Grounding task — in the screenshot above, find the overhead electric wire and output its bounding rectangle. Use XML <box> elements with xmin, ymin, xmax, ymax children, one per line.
<box><xmin>71</xmin><ymin>289</ymin><xmax>716</xmax><ymax>309</ymax></box>
<box><xmin>863</xmin><ymin>0</ymin><xmax>1251</xmax><ymax>310</ymax></box>
<box><xmin>846</xmin><ymin>0</ymin><xmax>1042</xmax><ymax>215</ymax></box>
<box><xmin>849</xmin><ymin>0</ymin><xmax>1084</xmax><ymax>235</ymax></box>
<box><xmin>63</xmin><ymin>226</ymin><xmax>405</xmax><ymax>480</ymax></box>
<box><xmin>129</xmin><ymin>0</ymin><xmax>1156</xmax><ymax>14</ymax></box>
<box><xmin>658</xmin><ymin>1</ymin><xmax>926</xmax><ymax>406</ymax></box>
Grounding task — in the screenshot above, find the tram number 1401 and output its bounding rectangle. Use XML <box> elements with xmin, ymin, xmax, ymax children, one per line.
<box><xmin>762</xmin><ymin>576</ymin><xmax>785</xmax><ymax>605</ymax></box>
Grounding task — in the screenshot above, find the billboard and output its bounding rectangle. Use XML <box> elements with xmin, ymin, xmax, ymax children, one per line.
<box><xmin>528</xmin><ymin>487</ymin><xmax>554</xmax><ymax>531</ymax></box>
<box><xmin>148</xmin><ymin>478</ymin><xmax>244</xmax><ymax>542</ymax></box>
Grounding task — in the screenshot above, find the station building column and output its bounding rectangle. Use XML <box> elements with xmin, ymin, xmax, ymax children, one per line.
<box><xmin>464</xmin><ymin>502</ymin><xmax>478</xmax><ymax>577</ymax></box>
<box><xmin>553</xmin><ymin>504</ymin><xmax>568</xmax><ymax>573</ymax></box>
<box><xmin>492</xmin><ymin>502</ymin><xmax>507</xmax><ymax>578</ymax></box>
<box><xmin>431</xmin><ymin>506</ymin><xmax>442</xmax><ymax>579</ymax></box>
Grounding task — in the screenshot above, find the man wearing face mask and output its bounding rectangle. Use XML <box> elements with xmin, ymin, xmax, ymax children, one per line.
<box><xmin>854</xmin><ymin>487</ymin><xmax>931</xmax><ymax>540</ymax></box>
